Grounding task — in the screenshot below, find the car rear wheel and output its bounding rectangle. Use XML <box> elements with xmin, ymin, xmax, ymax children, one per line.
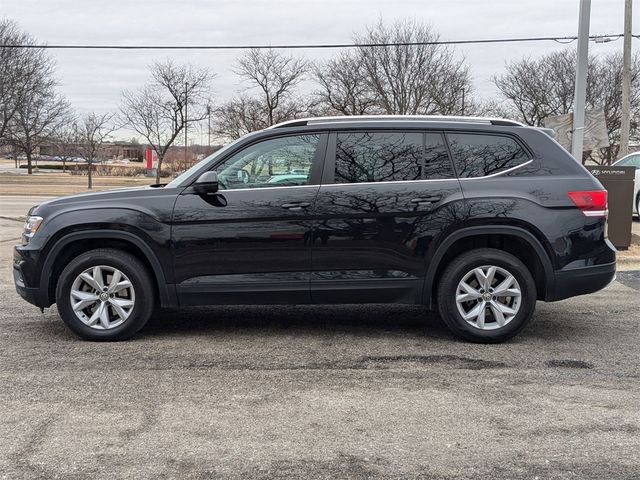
<box><xmin>437</xmin><ymin>248</ymin><xmax>537</xmax><ymax>343</ymax></box>
<box><xmin>55</xmin><ymin>248</ymin><xmax>155</xmax><ymax>341</ymax></box>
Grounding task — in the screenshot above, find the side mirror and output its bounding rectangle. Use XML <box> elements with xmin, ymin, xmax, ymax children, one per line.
<box><xmin>194</xmin><ymin>171</ymin><xmax>219</xmax><ymax>194</ymax></box>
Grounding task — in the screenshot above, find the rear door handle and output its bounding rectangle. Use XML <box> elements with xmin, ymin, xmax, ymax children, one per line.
<box><xmin>281</xmin><ymin>202</ymin><xmax>311</xmax><ymax>211</ymax></box>
<box><xmin>410</xmin><ymin>196</ymin><xmax>442</xmax><ymax>205</ymax></box>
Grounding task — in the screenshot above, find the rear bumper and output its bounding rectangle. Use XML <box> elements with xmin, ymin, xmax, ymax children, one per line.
<box><xmin>547</xmin><ymin>261</ymin><xmax>616</xmax><ymax>302</ymax></box>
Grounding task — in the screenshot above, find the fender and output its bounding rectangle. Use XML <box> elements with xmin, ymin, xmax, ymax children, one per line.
<box><xmin>40</xmin><ymin>230</ymin><xmax>178</xmax><ymax>307</ymax></box>
<box><xmin>422</xmin><ymin>225</ymin><xmax>555</xmax><ymax>308</ymax></box>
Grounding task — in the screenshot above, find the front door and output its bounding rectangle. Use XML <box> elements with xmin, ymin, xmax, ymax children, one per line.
<box><xmin>172</xmin><ymin>133</ymin><xmax>327</xmax><ymax>305</ymax></box>
<box><xmin>310</xmin><ymin>130</ymin><xmax>463</xmax><ymax>304</ymax></box>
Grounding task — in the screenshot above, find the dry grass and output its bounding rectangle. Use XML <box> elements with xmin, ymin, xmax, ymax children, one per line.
<box><xmin>0</xmin><ymin>172</ymin><xmax>153</xmax><ymax>196</ymax></box>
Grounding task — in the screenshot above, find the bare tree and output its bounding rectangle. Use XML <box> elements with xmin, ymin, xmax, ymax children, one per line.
<box><xmin>120</xmin><ymin>60</ymin><xmax>213</xmax><ymax>183</ymax></box>
<box><xmin>0</xmin><ymin>18</ymin><xmax>58</xmax><ymax>146</ymax></box>
<box><xmin>316</xmin><ymin>19</ymin><xmax>472</xmax><ymax>116</ymax></box>
<box><xmin>214</xmin><ymin>95</ymin><xmax>269</xmax><ymax>140</ymax></box>
<box><xmin>494</xmin><ymin>49</ymin><xmax>640</xmax><ymax>163</ymax></box>
<box><xmin>493</xmin><ymin>50</ymin><xmax>582</xmax><ymax>127</ymax></box>
<box><xmin>52</xmin><ymin>122</ymin><xmax>79</xmax><ymax>173</ymax></box>
<box><xmin>315</xmin><ymin>51</ymin><xmax>379</xmax><ymax>115</ymax></box>
<box><xmin>234</xmin><ymin>48</ymin><xmax>309</xmax><ymax>126</ymax></box>
<box><xmin>314</xmin><ymin>19</ymin><xmax>473</xmax><ymax>116</ymax></box>
<box><xmin>0</xmin><ymin>19</ymin><xmax>26</xmax><ymax>142</ymax></box>
<box><xmin>8</xmin><ymin>86</ymin><xmax>70</xmax><ymax>174</ymax></box>
<box><xmin>214</xmin><ymin>48</ymin><xmax>312</xmax><ymax>140</ymax></box>
<box><xmin>75</xmin><ymin>113</ymin><xmax>115</xmax><ymax>189</ymax></box>
<box><xmin>589</xmin><ymin>52</ymin><xmax>640</xmax><ymax>161</ymax></box>
<box><xmin>214</xmin><ymin>93</ymin><xmax>312</xmax><ymax>140</ymax></box>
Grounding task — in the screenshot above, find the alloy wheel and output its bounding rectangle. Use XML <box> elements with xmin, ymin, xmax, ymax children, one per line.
<box><xmin>69</xmin><ymin>265</ymin><xmax>136</xmax><ymax>330</ymax></box>
<box><xmin>455</xmin><ymin>265</ymin><xmax>521</xmax><ymax>330</ymax></box>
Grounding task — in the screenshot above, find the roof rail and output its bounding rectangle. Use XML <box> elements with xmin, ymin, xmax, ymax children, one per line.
<box><xmin>269</xmin><ymin>115</ymin><xmax>524</xmax><ymax>129</ymax></box>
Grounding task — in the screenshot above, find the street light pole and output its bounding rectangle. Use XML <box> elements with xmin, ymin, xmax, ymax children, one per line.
<box><xmin>184</xmin><ymin>82</ymin><xmax>188</xmax><ymax>171</ymax></box>
<box><xmin>571</xmin><ymin>0</ymin><xmax>591</xmax><ymax>162</ymax></box>
<box><xmin>619</xmin><ymin>0</ymin><xmax>633</xmax><ymax>159</ymax></box>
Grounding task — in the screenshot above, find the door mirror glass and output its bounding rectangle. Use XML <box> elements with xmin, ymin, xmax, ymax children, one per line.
<box><xmin>194</xmin><ymin>171</ymin><xmax>219</xmax><ymax>194</ymax></box>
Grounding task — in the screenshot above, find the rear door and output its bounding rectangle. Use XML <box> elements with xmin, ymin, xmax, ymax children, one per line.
<box><xmin>172</xmin><ymin>133</ymin><xmax>327</xmax><ymax>305</ymax></box>
<box><xmin>310</xmin><ymin>130</ymin><xmax>463</xmax><ymax>304</ymax></box>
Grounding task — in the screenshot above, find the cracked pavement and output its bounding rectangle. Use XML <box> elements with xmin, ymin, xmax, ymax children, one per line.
<box><xmin>0</xmin><ymin>217</ymin><xmax>639</xmax><ymax>479</ymax></box>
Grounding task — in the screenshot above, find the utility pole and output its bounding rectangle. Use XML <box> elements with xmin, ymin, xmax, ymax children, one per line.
<box><xmin>620</xmin><ymin>0</ymin><xmax>633</xmax><ymax>159</ymax></box>
<box><xmin>184</xmin><ymin>82</ymin><xmax>188</xmax><ymax>171</ymax></box>
<box><xmin>207</xmin><ymin>104</ymin><xmax>211</xmax><ymax>151</ymax></box>
<box><xmin>572</xmin><ymin>0</ymin><xmax>591</xmax><ymax>162</ymax></box>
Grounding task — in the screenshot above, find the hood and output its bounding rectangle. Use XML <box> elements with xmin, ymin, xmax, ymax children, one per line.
<box><xmin>31</xmin><ymin>185</ymin><xmax>170</xmax><ymax>217</ymax></box>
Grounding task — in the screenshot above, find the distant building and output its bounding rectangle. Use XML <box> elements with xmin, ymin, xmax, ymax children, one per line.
<box><xmin>102</xmin><ymin>141</ymin><xmax>144</xmax><ymax>161</ymax></box>
<box><xmin>37</xmin><ymin>141</ymin><xmax>144</xmax><ymax>161</ymax></box>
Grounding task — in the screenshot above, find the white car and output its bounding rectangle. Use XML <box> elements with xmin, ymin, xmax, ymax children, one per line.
<box><xmin>613</xmin><ymin>152</ymin><xmax>640</xmax><ymax>216</ymax></box>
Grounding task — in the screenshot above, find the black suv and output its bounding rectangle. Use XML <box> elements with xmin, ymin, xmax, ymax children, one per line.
<box><xmin>13</xmin><ymin>116</ymin><xmax>616</xmax><ymax>342</ymax></box>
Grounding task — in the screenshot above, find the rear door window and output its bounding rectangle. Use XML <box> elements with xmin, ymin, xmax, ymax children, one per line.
<box><xmin>446</xmin><ymin>133</ymin><xmax>530</xmax><ymax>178</ymax></box>
<box><xmin>334</xmin><ymin>131</ymin><xmax>453</xmax><ymax>183</ymax></box>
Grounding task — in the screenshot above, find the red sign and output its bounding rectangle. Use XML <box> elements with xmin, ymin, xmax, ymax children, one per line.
<box><xmin>145</xmin><ymin>147</ymin><xmax>154</xmax><ymax>169</ymax></box>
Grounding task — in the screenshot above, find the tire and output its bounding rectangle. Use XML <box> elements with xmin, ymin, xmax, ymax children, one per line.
<box><xmin>436</xmin><ymin>248</ymin><xmax>537</xmax><ymax>343</ymax></box>
<box><xmin>55</xmin><ymin>248</ymin><xmax>155</xmax><ymax>341</ymax></box>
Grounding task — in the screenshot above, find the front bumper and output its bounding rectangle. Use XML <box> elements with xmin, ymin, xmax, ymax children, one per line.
<box><xmin>548</xmin><ymin>261</ymin><xmax>616</xmax><ymax>302</ymax></box>
<box><xmin>13</xmin><ymin>267</ymin><xmax>42</xmax><ymax>307</ymax></box>
<box><xmin>13</xmin><ymin>244</ymin><xmax>49</xmax><ymax>308</ymax></box>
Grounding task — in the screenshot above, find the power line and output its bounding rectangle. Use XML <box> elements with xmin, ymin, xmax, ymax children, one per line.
<box><xmin>2</xmin><ymin>34</ymin><xmax>638</xmax><ymax>50</ymax></box>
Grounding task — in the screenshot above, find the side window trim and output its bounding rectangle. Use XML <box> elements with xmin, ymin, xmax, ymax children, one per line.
<box><xmin>444</xmin><ymin>130</ymin><xmax>533</xmax><ymax>180</ymax></box>
<box><xmin>201</xmin><ymin>132</ymin><xmax>328</xmax><ymax>191</ymax></box>
<box><xmin>430</xmin><ymin>130</ymin><xmax>458</xmax><ymax>181</ymax></box>
<box><xmin>456</xmin><ymin>158</ymin><xmax>534</xmax><ymax>180</ymax></box>
<box><xmin>440</xmin><ymin>129</ymin><xmax>460</xmax><ymax>179</ymax></box>
<box><xmin>307</xmin><ymin>132</ymin><xmax>329</xmax><ymax>185</ymax></box>
<box><xmin>321</xmin><ymin>132</ymin><xmax>338</xmax><ymax>185</ymax></box>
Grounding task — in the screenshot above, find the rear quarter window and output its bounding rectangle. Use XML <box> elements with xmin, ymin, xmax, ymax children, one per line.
<box><xmin>446</xmin><ymin>132</ymin><xmax>531</xmax><ymax>178</ymax></box>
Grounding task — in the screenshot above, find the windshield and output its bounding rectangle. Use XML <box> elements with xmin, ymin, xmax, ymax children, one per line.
<box><xmin>613</xmin><ymin>154</ymin><xmax>640</xmax><ymax>168</ymax></box>
<box><xmin>165</xmin><ymin>136</ymin><xmax>246</xmax><ymax>188</ymax></box>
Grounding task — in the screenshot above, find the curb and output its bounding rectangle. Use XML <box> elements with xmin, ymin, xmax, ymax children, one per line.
<box><xmin>617</xmin><ymin>256</ymin><xmax>640</xmax><ymax>265</ymax></box>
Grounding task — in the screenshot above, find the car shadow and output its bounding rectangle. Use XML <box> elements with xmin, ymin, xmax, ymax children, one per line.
<box><xmin>142</xmin><ymin>304</ymin><xmax>452</xmax><ymax>339</ymax></box>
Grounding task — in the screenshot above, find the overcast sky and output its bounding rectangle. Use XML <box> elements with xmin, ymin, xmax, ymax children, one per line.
<box><xmin>1</xmin><ymin>0</ymin><xmax>635</xmax><ymax>142</ymax></box>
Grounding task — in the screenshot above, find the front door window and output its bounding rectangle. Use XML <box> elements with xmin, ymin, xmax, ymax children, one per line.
<box><xmin>216</xmin><ymin>135</ymin><xmax>319</xmax><ymax>190</ymax></box>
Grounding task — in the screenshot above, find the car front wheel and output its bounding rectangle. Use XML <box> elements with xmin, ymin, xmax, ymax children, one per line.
<box><xmin>437</xmin><ymin>248</ymin><xmax>537</xmax><ymax>343</ymax></box>
<box><xmin>55</xmin><ymin>248</ymin><xmax>155</xmax><ymax>341</ymax></box>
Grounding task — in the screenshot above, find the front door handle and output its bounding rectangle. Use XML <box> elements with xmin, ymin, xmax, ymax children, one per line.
<box><xmin>410</xmin><ymin>196</ymin><xmax>441</xmax><ymax>206</ymax></box>
<box><xmin>281</xmin><ymin>202</ymin><xmax>311</xmax><ymax>211</ymax></box>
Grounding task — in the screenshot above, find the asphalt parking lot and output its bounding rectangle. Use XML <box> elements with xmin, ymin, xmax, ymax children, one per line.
<box><xmin>1</xmin><ymin>217</ymin><xmax>639</xmax><ymax>479</ymax></box>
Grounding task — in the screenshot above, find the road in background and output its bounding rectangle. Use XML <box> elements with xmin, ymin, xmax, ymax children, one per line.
<box><xmin>0</xmin><ymin>196</ymin><xmax>54</xmax><ymax>219</ymax></box>
<box><xmin>0</xmin><ymin>169</ymin><xmax>150</xmax><ymax>219</ymax></box>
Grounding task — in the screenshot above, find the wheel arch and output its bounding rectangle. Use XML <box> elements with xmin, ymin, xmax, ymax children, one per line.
<box><xmin>41</xmin><ymin>230</ymin><xmax>177</xmax><ymax>308</ymax></box>
<box><xmin>423</xmin><ymin>225</ymin><xmax>555</xmax><ymax>308</ymax></box>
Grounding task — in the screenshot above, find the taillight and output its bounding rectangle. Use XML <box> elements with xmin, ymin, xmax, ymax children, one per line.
<box><xmin>567</xmin><ymin>190</ymin><xmax>608</xmax><ymax>217</ymax></box>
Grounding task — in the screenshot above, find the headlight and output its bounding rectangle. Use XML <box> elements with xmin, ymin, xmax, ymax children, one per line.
<box><xmin>22</xmin><ymin>216</ymin><xmax>43</xmax><ymax>243</ymax></box>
